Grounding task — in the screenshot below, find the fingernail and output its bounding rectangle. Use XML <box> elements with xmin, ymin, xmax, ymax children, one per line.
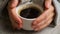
<box><xmin>16</xmin><ymin>21</ymin><xmax>19</xmax><ymax>25</ymax></box>
<box><xmin>16</xmin><ymin>20</ymin><xmax>22</xmax><ymax>24</ymax></box>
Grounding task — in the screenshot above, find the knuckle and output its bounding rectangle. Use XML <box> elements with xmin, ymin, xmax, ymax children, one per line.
<box><xmin>36</xmin><ymin>20</ymin><xmax>40</xmax><ymax>23</ymax></box>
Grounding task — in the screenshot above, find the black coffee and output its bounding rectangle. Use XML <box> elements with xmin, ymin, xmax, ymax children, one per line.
<box><xmin>20</xmin><ymin>7</ymin><xmax>41</xmax><ymax>19</ymax></box>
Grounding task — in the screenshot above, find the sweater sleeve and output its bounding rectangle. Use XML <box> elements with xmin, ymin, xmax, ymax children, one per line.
<box><xmin>0</xmin><ymin>0</ymin><xmax>9</xmax><ymax>11</ymax></box>
<box><xmin>0</xmin><ymin>0</ymin><xmax>9</xmax><ymax>18</ymax></box>
<box><xmin>53</xmin><ymin>0</ymin><xmax>60</xmax><ymax>25</ymax></box>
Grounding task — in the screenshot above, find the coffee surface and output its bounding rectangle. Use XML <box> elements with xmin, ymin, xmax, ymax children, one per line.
<box><xmin>20</xmin><ymin>7</ymin><xmax>41</xmax><ymax>19</ymax></box>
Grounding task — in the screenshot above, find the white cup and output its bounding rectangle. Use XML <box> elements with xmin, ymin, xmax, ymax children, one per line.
<box><xmin>16</xmin><ymin>2</ymin><xmax>43</xmax><ymax>30</ymax></box>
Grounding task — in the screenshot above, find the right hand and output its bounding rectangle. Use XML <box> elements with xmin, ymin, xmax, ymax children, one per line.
<box><xmin>8</xmin><ymin>0</ymin><xmax>22</xmax><ymax>30</ymax></box>
<box><xmin>32</xmin><ymin>0</ymin><xmax>54</xmax><ymax>31</ymax></box>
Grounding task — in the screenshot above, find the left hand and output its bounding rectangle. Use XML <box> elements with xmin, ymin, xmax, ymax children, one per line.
<box><xmin>32</xmin><ymin>0</ymin><xmax>55</xmax><ymax>31</ymax></box>
<box><xmin>8</xmin><ymin>0</ymin><xmax>22</xmax><ymax>30</ymax></box>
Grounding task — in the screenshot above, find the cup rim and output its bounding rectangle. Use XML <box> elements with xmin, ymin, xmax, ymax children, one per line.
<box><xmin>16</xmin><ymin>2</ymin><xmax>43</xmax><ymax>20</ymax></box>
<box><xmin>19</xmin><ymin>15</ymin><xmax>36</xmax><ymax>20</ymax></box>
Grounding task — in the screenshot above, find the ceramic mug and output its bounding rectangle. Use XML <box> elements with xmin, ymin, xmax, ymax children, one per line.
<box><xmin>16</xmin><ymin>2</ymin><xmax>43</xmax><ymax>30</ymax></box>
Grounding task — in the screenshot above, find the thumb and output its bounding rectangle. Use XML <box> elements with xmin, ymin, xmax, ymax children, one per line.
<box><xmin>45</xmin><ymin>0</ymin><xmax>52</xmax><ymax>8</ymax></box>
<box><xmin>8</xmin><ymin>0</ymin><xmax>19</xmax><ymax>9</ymax></box>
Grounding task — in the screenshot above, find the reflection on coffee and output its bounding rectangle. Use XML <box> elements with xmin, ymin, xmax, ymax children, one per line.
<box><xmin>20</xmin><ymin>7</ymin><xmax>41</xmax><ymax>19</ymax></box>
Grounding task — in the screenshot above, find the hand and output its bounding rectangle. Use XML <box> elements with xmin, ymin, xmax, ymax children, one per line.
<box><xmin>8</xmin><ymin>0</ymin><xmax>22</xmax><ymax>30</ymax></box>
<box><xmin>32</xmin><ymin>0</ymin><xmax>54</xmax><ymax>31</ymax></box>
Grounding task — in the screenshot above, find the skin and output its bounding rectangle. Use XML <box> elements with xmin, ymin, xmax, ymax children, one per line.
<box><xmin>8</xmin><ymin>0</ymin><xmax>22</xmax><ymax>30</ymax></box>
<box><xmin>32</xmin><ymin>0</ymin><xmax>54</xmax><ymax>31</ymax></box>
<box><xmin>8</xmin><ymin>0</ymin><xmax>54</xmax><ymax>31</ymax></box>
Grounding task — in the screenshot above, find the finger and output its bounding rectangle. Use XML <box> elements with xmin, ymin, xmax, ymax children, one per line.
<box><xmin>32</xmin><ymin>5</ymin><xmax>54</xmax><ymax>25</ymax></box>
<box><xmin>45</xmin><ymin>0</ymin><xmax>52</xmax><ymax>8</ymax></box>
<box><xmin>15</xmin><ymin>19</ymin><xmax>23</xmax><ymax>29</ymax></box>
<box><xmin>34</xmin><ymin>18</ymin><xmax>53</xmax><ymax>31</ymax></box>
<box><xmin>11</xmin><ymin>17</ymin><xmax>22</xmax><ymax>30</ymax></box>
<box><xmin>33</xmin><ymin>10</ymin><xmax>54</xmax><ymax>26</ymax></box>
<box><xmin>10</xmin><ymin>16</ymin><xmax>22</xmax><ymax>30</ymax></box>
<box><xmin>34</xmin><ymin>12</ymin><xmax>54</xmax><ymax>27</ymax></box>
<box><xmin>9</xmin><ymin>8</ymin><xmax>23</xmax><ymax>29</ymax></box>
<box><xmin>8</xmin><ymin>0</ymin><xmax>19</xmax><ymax>9</ymax></box>
<box><xmin>9</xmin><ymin>12</ymin><xmax>23</xmax><ymax>29</ymax></box>
<box><xmin>32</xmin><ymin>12</ymin><xmax>54</xmax><ymax>29</ymax></box>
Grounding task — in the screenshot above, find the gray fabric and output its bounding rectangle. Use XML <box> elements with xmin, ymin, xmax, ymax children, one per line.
<box><xmin>50</xmin><ymin>0</ymin><xmax>60</xmax><ymax>34</ymax></box>
<box><xmin>0</xmin><ymin>0</ymin><xmax>60</xmax><ymax>34</ymax></box>
<box><xmin>53</xmin><ymin>0</ymin><xmax>60</xmax><ymax>25</ymax></box>
<box><xmin>0</xmin><ymin>0</ymin><xmax>8</xmax><ymax>12</ymax></box>
<box><xmin>0</xmin><ymin>0</ymin><xmax>8</xmax><ymax>18</ymax></box>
